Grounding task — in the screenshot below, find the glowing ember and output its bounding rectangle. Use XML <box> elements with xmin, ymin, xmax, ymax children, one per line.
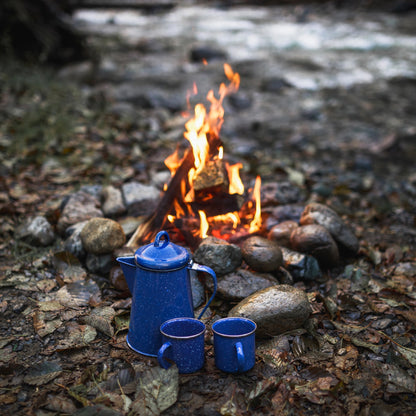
<box><xmin>164</xmin><ymin>64</ymin><xmax>262</xmax><ymax>240</ymax></box>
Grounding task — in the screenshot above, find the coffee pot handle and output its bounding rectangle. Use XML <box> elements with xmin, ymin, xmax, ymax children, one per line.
<box><xmin>190</xmin><ymin>262</ymin><xmax>217</xmax><ymax>320</ymax></box>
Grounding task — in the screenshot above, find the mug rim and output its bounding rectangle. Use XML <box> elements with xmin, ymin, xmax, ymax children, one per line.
<box><xmin>212</xmin><ymin>317</ymin><xmax>257</xmax><ymax>338</ymax></box>
<box><xmin>160</xmin><ymin>317</ymin><xmax>206</xmax><ymax>340</ymax></box>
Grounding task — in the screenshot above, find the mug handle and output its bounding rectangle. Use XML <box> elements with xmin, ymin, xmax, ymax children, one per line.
<box><xmin>190</xmin><ymin>262</ymin><xmax>217</xmax><ymax>320</ymax></box>
<box><xmin>235</xmin><ymin>341</ymin><xmax>245</xmax><ymax>373</ymax></box>
<box><xmin>157</xmin><ymin>341</ymin><xmax>172</xmax><ymax>369</ymax></box>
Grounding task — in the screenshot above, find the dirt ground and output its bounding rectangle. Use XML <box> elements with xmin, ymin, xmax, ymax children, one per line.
<box><xmin>0</xmin><ymin>1</ymin><xmax>415</xmax><ymax>415</ymax></box>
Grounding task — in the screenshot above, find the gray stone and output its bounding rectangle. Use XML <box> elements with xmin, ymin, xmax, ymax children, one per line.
<box><xmin>85</xmin><ymin>253</ymin><xmax>114</xmax><ymax>275</ymax></box>
<box><xmin>229</xmin><ymin>285</ymin><xmax>311</xmax><ymax>338</ymax></box>
<box><xmin>151</xmin><ymin>171</ymin><xmax>171</xmax><ymax>190</ymax></box>
<box><xmin>64</xmin><ymin>221</ymin><xmax>88</xmax><ymax>259</ymax></box>
<box><xmin>300</xmin><ymin>203</ymin><xmax>359</xmax><ymax>253</ymax></box>
<box><xmin>190</xmin><ymin>271</ymin><xmax>205</xmax><ymax>309</ymax></box>
<box><xmin>281</xmin><ymin>247</ymin><xmax>322</xmax><ymax>281</ymax></box>
<box><xmin>268</xmin><ymin>220</ymin><xmax>299</xmax><ymax>248</ymax></box>
<box><xmin>122</xmin><ymin>181</ymin><xmax>161</xmax><ymax>216</ymax></box>
<box><xmin>58</xmin><ymin>191</ymin><xmax>103</xmax><ymax>235</ymax></box>
<box><xmin>101</xmin><ymin>185</ymin><xmax>126</xmax><ymax>217</ymax></box>
<box><xmin>290</xmin><ymin>224</ymin><xmax>339</xmax><ymax>267</ymax></box>
<box><xmin>15</xmin><ymin>216</ymin><xmax>55</xmax><ymax>246</ymax></box>
<box><xmin>212</xmin><ymin>269</ymin><xmax>278</xmax><ymax>301</ymax></box>
<box><xmin>193</xmin><ymin>237</ymin><xmax>242</xmax><ymax>276</ymax></box>
<box><xmin>241</xmin><ymin>236</ymin><xmax>283</xmax><ymax>272</ymax></box>
<box><xmin>80</xmin><ymin>218</ymin><xmax>126</xmax><ymax>255</ymax></box>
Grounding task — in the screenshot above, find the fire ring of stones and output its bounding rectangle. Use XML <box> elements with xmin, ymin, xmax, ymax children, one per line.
<box><xmin>19</xmin><ymin>177</ymin><xmax>359</xmax><ymax>338</ymax></box>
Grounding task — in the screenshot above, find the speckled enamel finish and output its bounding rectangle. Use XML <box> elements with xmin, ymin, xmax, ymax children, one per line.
<box><xmin>116</xmin><ymin>231</ymin><xmax>217</xmax><ymax>357</ymax></box>
<box><xmin>158</xmin><ymin>318</ymin><xmax>206</xmax><ymax>374</ymax></box>
<box><xmin>212</xmin><ymin>317</ymin><xmax>256</xmax><ymax>373</ymax></box>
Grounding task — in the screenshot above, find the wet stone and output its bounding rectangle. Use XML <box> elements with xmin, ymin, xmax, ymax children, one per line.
<box><xmin>281</xmin><ymin>247</ymin><xmax>322</xmax><ymax>282</ymax></box>
<box><xmin>268</xmin><ymin>220</ymin><xmax>299</xmax><ymax>248</ymax></box>
<box><xmin>229</xmin><ymin>285</ymin><xmax>311</xmax><ymax>338</ymax></box>
<box><xmin>15</xmin><ymin>216</ymin><xmax>55</xmax><ymax>246</ymax></box>
<box><xmin>101</xmin><ymin>185</ymin><xmax>126</xmax><ymax>217</ymax></box>
<box><xmin>208</xmin><ymin>269</ymin><xmax>278</xmax><ymax>301</ymax></box>
<box><xmin>193</xmin><ymin>237</ymin><xmax>242</xmax><ymax>276</ymax></box>
<box><xmin>300</xmin><ymin>202</ymin><xmax>359</xmax><ymax>254</ymax></box>
<box><xmin>290</xmin><ymin>224</ymin><xmax>339</xmax><ymax>267</ymax></box>
<box><xmin>122</xmin><ymin>181</ymin><xmax>160</xmax><ymax>216</ymax></box>
<box><xmin>241</xmin><ymin>236</ymin><xmax>283</xmax><ymax>273</ymax></box>
<box><xmin>57</xmin><ymin>191</ymin><xmax>103</xmax><ymax>235</ymax></box>
<box><xmin>81</xmin><ymin>218</ymin><xmax>126</xmax><ymax>255</ymax></box>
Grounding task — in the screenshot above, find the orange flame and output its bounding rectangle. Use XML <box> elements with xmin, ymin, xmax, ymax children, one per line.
<box><xmin>249</xmin><ymin>176</ymin><xmax>262</xmax><ymax>233</ymax></box>
<box><xmin>164</xmin><ymin>64</ymin><xmax>261</xmax><ymax>241</ymax></box>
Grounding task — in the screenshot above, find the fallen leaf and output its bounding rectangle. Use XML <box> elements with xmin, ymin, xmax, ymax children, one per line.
<box><xmin>84</xmin><ymin>306</ymin><xmax>116</xmax><ymax>337</ymax></box>
<box><xmin>23</xmin><ymin>361</ymin><xmax>62</xmax><ymax>385</ymax></box>
<box><xmin>131</xmin><ymin>365</ymin><xmax>179</xmax><ymax>415</ymax></box>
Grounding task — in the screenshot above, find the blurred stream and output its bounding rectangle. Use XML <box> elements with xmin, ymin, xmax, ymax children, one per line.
<box><xmin>74</xmin><ymin>3</ymin><xmax>416</xmax><ymax>90</ymax></box>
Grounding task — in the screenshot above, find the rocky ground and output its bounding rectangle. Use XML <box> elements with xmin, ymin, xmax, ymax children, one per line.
<box><xmin>1</xmin><ymin>1</ymin><xmax>416</xmax><ymax>415</ymax></box>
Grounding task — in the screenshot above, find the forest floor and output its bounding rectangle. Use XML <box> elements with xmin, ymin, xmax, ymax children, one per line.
<box><xmin>0</xmin><ymin>1</ymin><xmax>416</xmax><ymax>415</ymax></box>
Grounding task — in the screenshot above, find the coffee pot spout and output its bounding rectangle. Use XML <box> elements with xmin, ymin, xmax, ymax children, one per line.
<box><xmin>116</xmin><ymin>256</ymin><xmax>136</xmax><ymax>293</ymax></box>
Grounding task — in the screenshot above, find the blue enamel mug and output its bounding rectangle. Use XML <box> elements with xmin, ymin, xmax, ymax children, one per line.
<box><xmin>158</xmin><ymin>318</ymin><xmax>206</xmax><ymax>374</ymax></box>
<box><xmin>212</xmin><ymin>317</ymin><xmax>256</xmax><ymax>373</ymax></box>
<box><xmin>117</xmin><ymin>231</ymin><xmax>217</xmax><ymax>357</ymax></box>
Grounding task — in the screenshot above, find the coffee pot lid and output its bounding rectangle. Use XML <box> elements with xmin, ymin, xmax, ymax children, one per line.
<box><xmin>134</xmin><ymin>231</ymin><xmax>189</xmax><ymax>270</ymax></box>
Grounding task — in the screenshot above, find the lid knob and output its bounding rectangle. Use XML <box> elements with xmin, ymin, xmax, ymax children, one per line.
<box><xmin>154</xmin><ymin>231</ymin><xmax>169</xmax><ymax>249</ymax></box>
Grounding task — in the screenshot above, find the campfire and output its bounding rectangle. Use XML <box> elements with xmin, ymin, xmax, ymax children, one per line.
<box><xmin>127</xmin><ymin>64</ymin><xmax>262</xmax><ymax>248</ymax></box>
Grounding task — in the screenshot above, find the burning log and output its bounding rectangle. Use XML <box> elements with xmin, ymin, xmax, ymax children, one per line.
<box><xmin>126</xmin><ymin>64</ymin><xmax>262</xmax><ymax>248</ymax></box>
<box><xmin>126</xmin><ymin>148</ymin><xmax>194</xmax><ymax>247</ymax></box>
<box><xmin>190</xmin><ymin>192</ymin><xmax>244</xmax><ymax>218</ymax></box>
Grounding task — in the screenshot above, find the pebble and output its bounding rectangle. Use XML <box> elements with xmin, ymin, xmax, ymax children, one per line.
<box><xmin>281</xmin><ymin>247</ymin><xmax>322</xmax><ymax>281</ymax></box>
<box><xmin>261</xmin><ymin>181</ymin><xmax>305</xmax><ymax>205</ymax></box>
<box><xmin>101</xmin><ymin>185</ymin><xmax>126</xmax><ymax>217</ymax></box>
<box><xmin>228</xmin><ymin>285</ymin><xmax>311</xmax><ymax>338</ymax></box>
<box><xmin>190</xmin><ymin>271</ymin><xmax>205</xmax><ymax>309</ymax></box>
<box><xmin>290</xmin><ymin>224</ymin><xmax>339</xmax><ymax>267</ymax></box>
<box><xmin>80</xmin><ymin>218</ymin><xmax>126</xmax><ymax>255</ymax></box>
<box><xmin>121</xmin><ymin>181</ymin><xmax>161</xmax><ymax>216</ymax></box>
<box><xmin>209</xmin><ymin>269</ymin><xmax>278</xmax><ymax>301</ymax></box>
<box><xmin>64</xmin><ymin>221</ymin><xmax>88</xmax><ymax>259</ymax></box>
<box><xmin>268</xmin><ymin>220</ymin><xmax>299</xmax><ymax>248</ymax></box>
<box><xmin>85</xmin><ymin>253</ymin><xmax>114</xmax><ymax>275</ymax></box>
<box><xmin>109</xmin><ymin>266</ymin><xmax>130</xmax><ymax>292</ymax></box>
<box><xmin>268</xmin><ymin>204</ymin><xmax>304</xmax><ymax>224</ymax></box>
<box><xmin>193</xmin><ymin>237</ymin><xmax>242</xmax><ymax>276</ymax></box>
<box><xmin>300</xmin><ymin>202</ymin><xmax>359</xmax><ymax>253</ymax></box>
<box><xmin>241</xmin><ymin>236</ymin><xmax>283</xmax><ymax>272</ymax></box>
<box><xmin>57</xmin><ymin>191</ymin><xmax>103</xmax><ymax>235</ymax></box>
<box><xmin>15</xmin><ymin>216</ymin><xmax>55</xmax><ymax>246</ymax></box>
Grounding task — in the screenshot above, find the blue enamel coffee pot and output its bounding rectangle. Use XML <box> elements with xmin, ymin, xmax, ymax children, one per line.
<box><xmin>116</xmin><ymin>230</ymin><xmax>217</xmax><ymax>357</ymax></box>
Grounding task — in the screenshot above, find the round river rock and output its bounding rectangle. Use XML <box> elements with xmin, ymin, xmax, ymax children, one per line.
<box><xmin>228</xmin><ymin>285</ymin><xmax>311</xmax><ymax>338</ymax></box>
<box><xmin>300</xmin><ymin>202</ymin><xmax>359</xmax><ymax>253</ymax></box>
<box><xmin>241</xmin><ymin>236</ymin><xmax>283</xmax><ymax>272</ymax></box>
<box><xmin>268</xmin><ymin>220</ymin><xmax>299</xmax><ymax>248</ymax></box>
<box><xmin>211</xmin><ymin>269</ymin><xmax>278</xmax><ymax>301</ymax></box>
<box><xmin>80</xmin><ymin>217</ymin><xmax>126</xmax><ymax>255</ymax></box>
<box><xmin>193</xmin><ymin>237</ymin><xmax>242</xmax><ymax>276</ymax></box>
<box><xmin>290</xmin><ymin>224</ymin><xmax>339</xmax><ymax>267</ymax></box>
